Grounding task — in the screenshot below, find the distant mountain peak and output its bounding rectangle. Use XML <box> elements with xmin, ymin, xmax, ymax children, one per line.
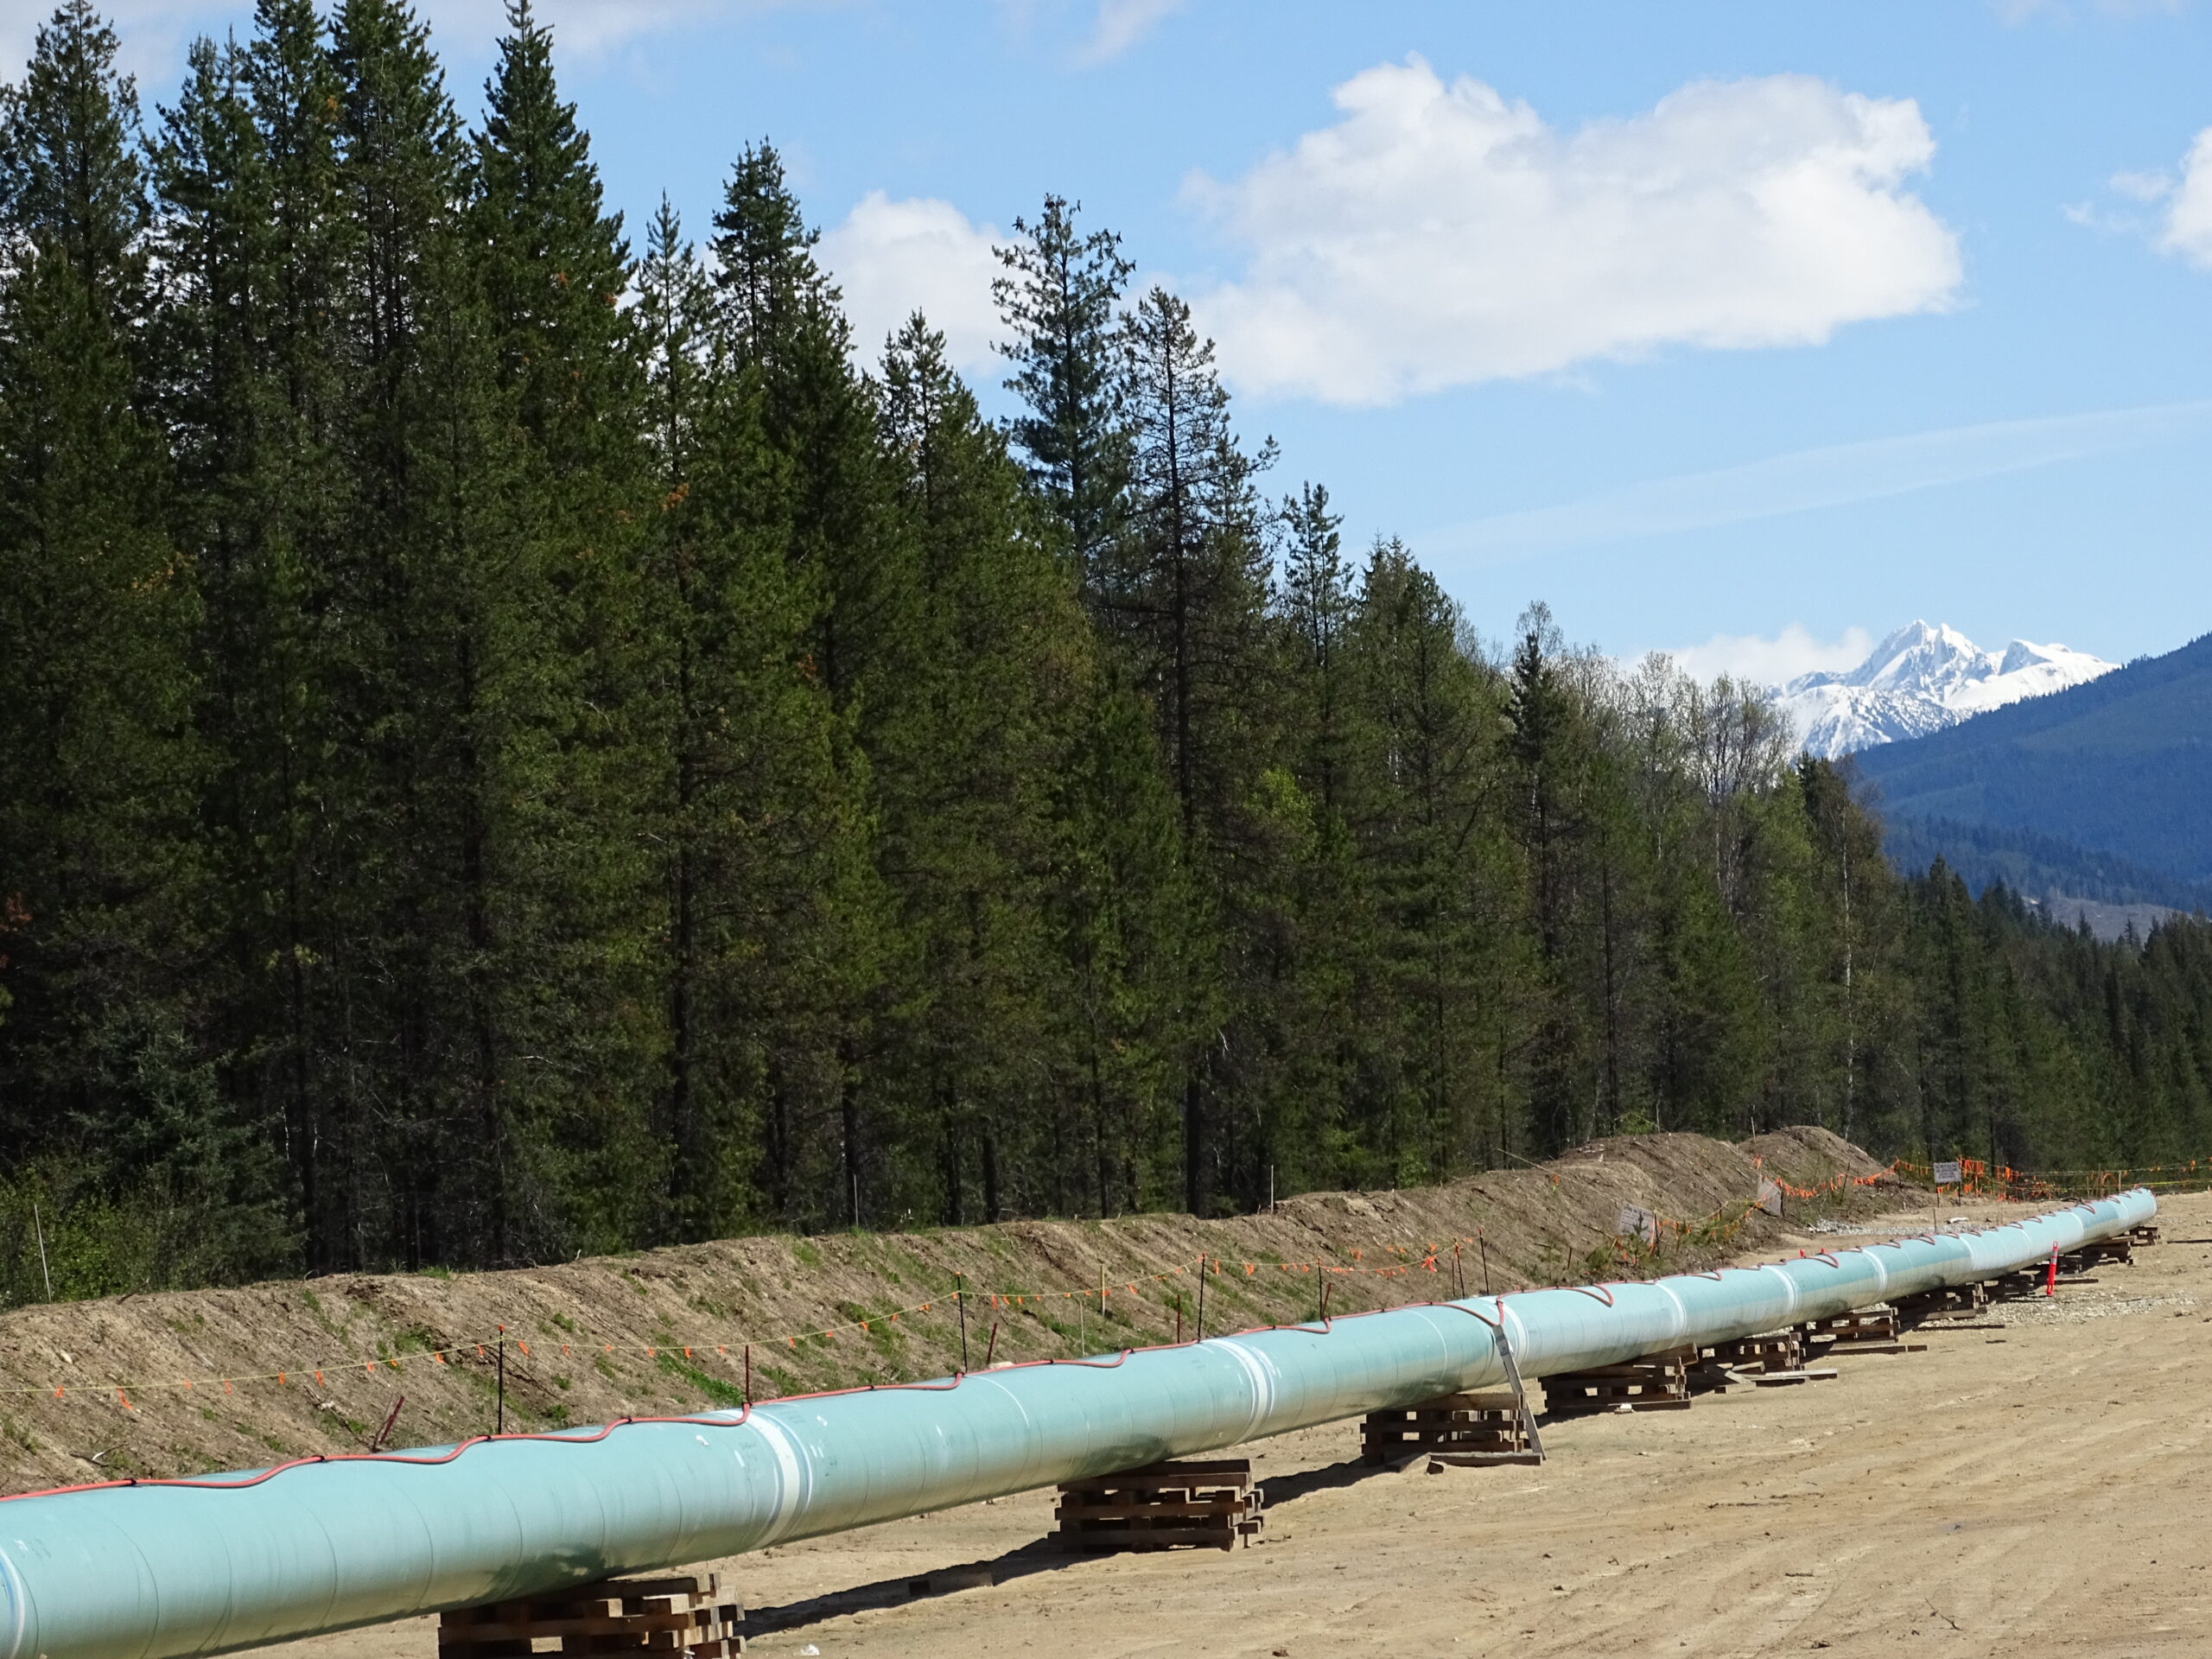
<box><xmin>1774</xmin><ymin>622</ymin><xmax>2115</xmax><ymax>758</ymax></box>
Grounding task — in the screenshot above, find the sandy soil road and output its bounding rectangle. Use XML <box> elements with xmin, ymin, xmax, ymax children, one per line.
<box><xmin>283</xmin><ymin>1193</ymin><xmax>2207</xmax><ymax>1659</ymax></box>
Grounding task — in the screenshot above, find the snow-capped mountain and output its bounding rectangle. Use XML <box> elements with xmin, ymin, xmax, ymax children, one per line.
<box><xmin>1774</xmin><ymin>621</ymin><xmax>2116</xmax><ymax>759</ymax></box>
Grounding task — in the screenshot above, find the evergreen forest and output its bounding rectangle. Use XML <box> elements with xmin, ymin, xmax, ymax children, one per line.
<box><xmin>2</xmin><ymin>1</ymin><xmax>2208</xmax><ymax>1299</ymax></box>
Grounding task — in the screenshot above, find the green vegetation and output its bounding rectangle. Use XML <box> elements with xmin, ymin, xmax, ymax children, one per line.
<box><xmin>0</xmin><ymin>1</ymin><xmax>2207</xmax><ymax>1309</ymax></box>
<box><xmin>1859</xmin><ymin>631</ymin><xmax>2212</xmax><ymax>899</ymax></box>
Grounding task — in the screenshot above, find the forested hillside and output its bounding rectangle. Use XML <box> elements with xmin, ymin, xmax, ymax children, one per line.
<box><xmin>2</xmin><ymin>1</ymin><xmax>2209</xmax><ymax>1299</ymax></box>
<box><xmin>1858</xmin><ymin>630</ymin><xmax>2212</xmax><ymax>900</ymax></box>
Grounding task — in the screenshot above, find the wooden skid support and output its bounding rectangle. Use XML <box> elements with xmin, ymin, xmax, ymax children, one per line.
<box><xmin>1892</xmin><ymin>1282</ymin><xmax>1987</xmax><ymax>1329</ymax></box>
<box><xmin>441</xmin><ymin>1574</ymin><xmax>742</xmax><ymax>1657</ymax></box>
<box><xmin>1541</xmin><ymin>1347</ymin><xmax>1694</xmax><ymax>1416</ymax></box>
<box><xmin>1802</xmin><ymin>1307</ymin><xmax>1910</xmax><ymax>1353</ymax></box>
<box><xmin>1361</xmin><ymin>1391</ymin><xmax>1532</xmax><ymax>1465</ymax></box>
<box><xmin>2129</xmin><ymin>1223</ymin><xmax>2161</xmax><ymax>1248</ymax></box>
<box><xmin>1054</xmin><ymin>1459</ymin><xmax>1263</xmax><ymax>1553</ymax></box>
<box><xmin>2063</xmin><ymin>1237</ymin><xmax>2133</xmax><ymax>1274</ymax></box>
<box><xmin>1703</xmin><ymin>1332</ymin><xmax>1803</xmax><ymax>1376</ymax></box>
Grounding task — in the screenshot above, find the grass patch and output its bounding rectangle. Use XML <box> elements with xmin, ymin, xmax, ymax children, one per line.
<box><xmin>655</xmin><ymin>1351</ymin><xmax>746</xmax><ymax>1408</ymax></box>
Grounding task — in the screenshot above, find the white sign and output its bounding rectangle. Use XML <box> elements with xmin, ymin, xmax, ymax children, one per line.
<box><xmin>1933</xmin><ymin>1160</ymin><xmax>1962</xmax><ymax>1185</ymax></box>
<box><xmin>1616</xmin><ymin>1205</ymin><xmax>1659</xmax><ymax>1247</ymax></box>
<box><xmin>1757</xmin><ymin>1179</ymin><xmax>1783</xmax><ymax>1217</ymax></box>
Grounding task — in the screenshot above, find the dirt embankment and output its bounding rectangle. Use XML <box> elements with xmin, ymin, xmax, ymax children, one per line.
<box><xmin>0</xmin><ymin>1127</ymin><xmax>1899</xmax><ymax>1493</ymax></box>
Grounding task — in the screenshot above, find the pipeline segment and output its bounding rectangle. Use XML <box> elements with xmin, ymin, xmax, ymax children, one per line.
<box><xmin>0</xmin><ymin>1189</ymin><xmax>2153</xmax><ymax>1659</ymax></box>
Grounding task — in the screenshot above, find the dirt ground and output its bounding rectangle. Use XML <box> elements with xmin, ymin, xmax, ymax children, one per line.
<box><xmin>275</xmin><ymin>1187</ymin><xmax>2208</xmax><ymax>1659</ymax></box>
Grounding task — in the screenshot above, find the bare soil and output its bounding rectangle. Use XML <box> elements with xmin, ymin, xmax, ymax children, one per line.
<box><xmin>0</xmin><ymin>1128</ymin><xmax>1889</xmax><ymax>1491</ymax></box>
<box><xmin>274</xmin><ymin>1184</ymin><xmax>2210</xmax><ymax>1659</ymax></box>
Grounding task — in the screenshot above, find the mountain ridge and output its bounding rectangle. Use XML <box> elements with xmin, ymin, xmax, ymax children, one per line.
<box><xmin>1853</xmin><ymin>629</ymin><xmax>2212</xmax><ymax>897</ymax></box>
<box><xmin>1774</xmin><ymin>620</ymin><xmax>2115</xmax><ymax>759</ymax></box>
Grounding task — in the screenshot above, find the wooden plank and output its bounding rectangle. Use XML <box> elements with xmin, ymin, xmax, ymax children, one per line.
<box><xmin>1054</xmin><ymin>1499</ymin><xmax>1245</xmax><ymax>1521</ymax></box>
<box><xmin>439</xmin><ymin>1613</ymin><xmax>715</xmax><ymax>1643</ymax></box>
<box><xmin>1423</xmin><ymin>1451</ymin><xmax>1546</xmax><ymax>1467</ymax></box>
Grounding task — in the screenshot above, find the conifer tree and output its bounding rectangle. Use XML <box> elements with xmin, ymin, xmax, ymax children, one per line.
<box><xmin>709</xmin><ymin>143</ymin><xmax>904</xmax><ymax>1228</ymax></box>
<box><xmin>468</xmin><ymin>0</ymin><xmax>661</xmax><ymax>1252</ymax></box>
<box><xmin>993</xmin><ymin>194</ymin><xmax>1132</xmax><ymax>595</ymax></box>
<box><xmin>0</xmin><ymin>3</ymin><xmax>264</xmax><ymax>1266</ymax></box>
<box><xmin>636</xmin><ymin>200</ymin><xmax>876</xmax><ymax>1236</ymax></box>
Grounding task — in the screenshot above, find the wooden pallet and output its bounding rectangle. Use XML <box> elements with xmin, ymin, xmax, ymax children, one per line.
<box><xmin>1363</xmin><ymin>1391</ymin><xmax>1539</xmax><ymax>1465</ymax></box>
<box><xmin>1891</xmin><ymin>1282</ymin><xmax>1986</xmax><ymax>1329</ymax></box>
<box><xmin>1803</xmin><ymin>1307</ymin><xmax>1901</xmax><ymax>1350</ymax></box>
<box><xmin>1703</xmin><ymin>1332</ymin><xmax>1802</xmax><ymax>1376</ymax></box>
<box><xmin>2063</xmin><ymin>1236</ymin><xmax>2133</xmax><ymax>1273</ymax></box>
<box><xmin>2129</xmin><ymin>1223</ymin><xmax>2162</xmax><ymax>1248</ymax></box>
<box><xmin>440</xmin><ymin>1574</ymin><xmax>741</xmax><ymax>1656</ymax></box>
<box><xmin>1541</xmin><ymin>1347</ymin><xmax>1694</xmax><ymax>1416</ymax></box>
<box><xmin>1054</xmin><ymin>1459</ymin><xmax>1263</xmax><ymax>1552</ymax></box>
<box><xmin>1986</xmin><ymin>1268</ymin><xmax>2050</xmax><ymax>1302</ymax></box>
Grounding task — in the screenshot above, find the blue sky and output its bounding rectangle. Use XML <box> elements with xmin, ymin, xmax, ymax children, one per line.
<box><xmin>35</xmin><ymin>0</ymin><xmax>2212</xmax><ymax>680</ymax></box>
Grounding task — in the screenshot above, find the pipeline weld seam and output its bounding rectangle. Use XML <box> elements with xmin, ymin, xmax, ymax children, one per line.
<box><xmin>744</xmin><ymin>1413</ymin><xmax>808</xmax><ymax>1547</ymax></box>
<box><xmin>1654</xmin><ymin>1282</ymin><xmax>1688</xmax><ymax>1345</ymax></box>
<box><xmin>1758</xmin><ymin>1262</ymin><xmax>1801</xmax><ymax>1318</ymax></box>
<box><xmin>0</xmin><ymin>1541</ymin><xmax>24</xmax><ymax>1659</ymax></box>
<box><xmin>1209</xmin><ymin>1339</ymin><xmax>1276</xmax><ymax>1441</ymax></box>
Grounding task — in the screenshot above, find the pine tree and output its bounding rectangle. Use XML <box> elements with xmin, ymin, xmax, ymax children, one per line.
<box><xmin>0</xmin><ymin>4</ymin><xmax>281</xmax><ymax>1276</ymax></box>
<box><xmin>873</xmin><ymin>315</ymin><xmax>1101</xmax><ymax>1222</ymax></box>
<box><xmin>636</xmin><ymin>200</ymin><xmax>876</xmax><ymax>1237</ymax></box>
<box><xmin>467</xmin><ymin>0</ymin><xmax>661</xmax><ymax>1254</ymax></box>
<box><xmin>993</xmin><ymin>194</ymin><xmax>1132</xmax><ymax>596</ymax></box>
<box><xmin>1116</xmin><ymin>283</ymin><xmax>1279</xmax><ymax>1211</ymax></box>
<box><xmin>709</xmin><ymin>143</ymin><xmax>906</xmax><ymax>1228</ymax></box>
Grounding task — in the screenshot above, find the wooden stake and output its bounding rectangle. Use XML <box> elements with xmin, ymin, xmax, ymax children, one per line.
<box><xmin>370</xmin><ymin>1393</ymin><xmax>405</xmax><ymax>1454</ymax></box>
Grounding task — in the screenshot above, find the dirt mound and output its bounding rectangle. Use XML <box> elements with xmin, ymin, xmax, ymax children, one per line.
<box><xmin>0</xmin><ymin>1127</ymin><xmax>1897</xmax><ymax>1493</ymax></box>
<box><xmin>1744</xmin><ymin>1125</ymin><xmax>1904</xmax><ymax>1189</ymax></box>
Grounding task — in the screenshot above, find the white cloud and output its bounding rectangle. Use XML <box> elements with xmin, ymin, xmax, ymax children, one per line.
<box><xmin>817</xmin><ymin>192</ymin><xmax>1004</xmax><ymax>375</ymax></box>
<box><xmin>2157</xmin><ymin>127</ymin><xmax>2212</xmax><ymax>266</ymax></box>
<box><xmin>1424</xmin><ymin>399</ymin><xmax>2212</xmax><ymax>566</ymax></box>
<box><xmin>1184</xmin><ymin>60</ymin><xmax>1964</xmax><ymax>407</ymax></box>
<box><xmin>1079</xmin><ymin>0</ymin><xmax>1184</xmax><ymax>63</ymax></box>
<box><xmin>2079</xmin><ymin>126</ymin><xmax>2212</xmax><ymax>270</ymax></box>
<box><xmin>1665</xmin><ymin>625</ymin><xmax>1875</xmax><ymax>690</ymax></box>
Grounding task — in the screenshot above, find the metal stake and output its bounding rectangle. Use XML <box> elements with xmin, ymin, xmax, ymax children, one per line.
<box><xmin>495</xmin><ymin>1328</ymin><xmax>505</xmax><ymax>1435</ymax></box>
<box><xmin>956</xmin><ymin>1274</ymin><xmax>969</xmax><ymax>1373</ymax></box>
